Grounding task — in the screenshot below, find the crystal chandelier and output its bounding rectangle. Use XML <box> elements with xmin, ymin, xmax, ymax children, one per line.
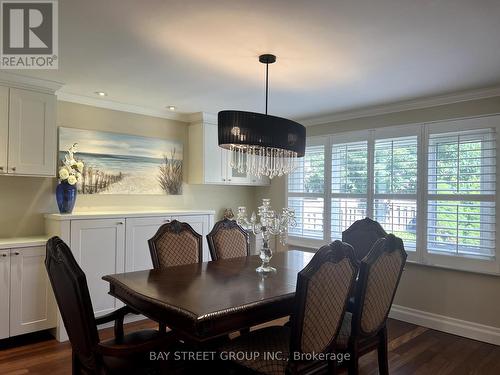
<box><xmin>237</xmin><ymin>198</ymin><xmax>297</xmax><ymax>273</ymax></box>
<box><xmin>218</xmin><ymin>54</ymin><xmax>306</xmax><ymax>179</ymax></box>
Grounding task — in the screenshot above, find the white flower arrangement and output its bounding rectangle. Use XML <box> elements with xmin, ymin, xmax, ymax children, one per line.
<box><xmin>59</xmin><ymin>143</ymin><xmax>84</xmax><ymax>185</ymax></box>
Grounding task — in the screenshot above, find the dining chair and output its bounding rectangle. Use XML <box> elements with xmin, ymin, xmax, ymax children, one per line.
<box><xmin>219</xmin><ymin>240</ymin><xmax>358</xmax><ymax>374</ymax></box>
<box><xmin>45</xmin><ymin>236</ymin><xmax>173</xmax><ymax>375</ymax></box>
<box><xmin>206</xmin><ymin>218</ymin><xmax>250</xmax><ymax>260</ymax></box>
<box><xmin>336</xmin><ymin>234</ymin><xmax>407</xmax><ymax>375</ymax></box>
<box><xmin>342</xmin><ymin>217</ymin><xmax>388</xmax><ymax>261</ymax></box>
<box><xmin>148</xmin><ymin>219</ymin><xmax>203</xmax><ymax>269</ymax></box>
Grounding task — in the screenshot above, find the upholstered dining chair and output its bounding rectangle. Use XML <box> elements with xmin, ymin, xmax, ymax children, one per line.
<box><xmin>342</xmin><ymin>217</ymin><xmax>388</xmax><ymax>261</ymax></box>
<box><xmin>219</xmin><ymin>240</ymin><xmax>358</xmax><ymax>375</ymax></box>
<box><xmin>206</xmin><ymin>218</ymin><xmax>250</xmax><ymax>260</ymax></box>
<box><xmin>148</xmin><ymin>219</ymin><xmax>203</xmax><ymax>269</ymax></box>
<box><xmin>45</xmin><ymin>236</ymin><xmax>172</xmax><ymax>375</ymax></box>
<box><xmin>336</xmin><ymin>234</ymin><xmax>407</xmax><ymax>375</ymax></box>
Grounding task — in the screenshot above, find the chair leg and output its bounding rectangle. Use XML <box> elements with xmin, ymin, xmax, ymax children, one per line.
<box><xmin>348</xmin><ymin>343</ymin><xmax>359</xmax><ymax>375</ymax></box>
<box><xmin>377</xmin><ymin>325</ymin><xmax>389</xmax><ymax>375</ymax></box>
<box><xmin>159</xmin><ymin>322</ymin><xmax>167</xmax><ymax>333</ymax></box>
<box><xmin>71</xmin><ymin>351</ymin><xmax>80</xmax><ymax>375</ymax></box>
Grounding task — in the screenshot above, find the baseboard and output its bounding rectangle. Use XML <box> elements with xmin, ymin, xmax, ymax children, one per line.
<box><xmin>389</xmin><ymin>304</ymin><xmax>500</xmax><ymax>346</ymax></box>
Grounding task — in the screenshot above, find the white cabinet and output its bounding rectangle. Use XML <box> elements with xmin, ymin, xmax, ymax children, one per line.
<box><xmin>70</xmin><ymin>219</ymin><xmax>125</xmax><ymax>316</ymax></box>
<box><xmin>0</xmin><ymin>86</ymin><xmax>8</xmax><ymax>175</ymax></box>
<box><xmin>0</xmin><ymin>249</ymin><xmax>10</xmax><ymax>339</ymax></box>
<box><xmin>125</xmin><ymin>216</ymin><xmax>168</xmax><ymax>272</ymax></box>
<box><xmin>9</xmin><ymin>246</ymin><xmax>57</xmax><ymax>336</ymax></box>
<box><xmin>0</xmin><ymin>86</ymin><xmax>56</xmax><ymax>177</ymax></box>
<box><xmin>45</xmin><ymin>210</ymin><xmax>215</xmax><ymax>342</ymax></box>
<box><xmin>188</xmin><ymin>114</ymin><xmax>270</xmax><ymax>186</ymax></box>
<box><xmin>8</xmin><ymin>88</ymin><xmax>56</xmax><ymax>176</ymax></box>
<box><xmin>0</xmin><ymin>239</ymin><xmax>56</xmax><ymax>340</ymax></box>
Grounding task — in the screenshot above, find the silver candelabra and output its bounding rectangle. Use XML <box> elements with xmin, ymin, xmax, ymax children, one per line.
<box><xmin>237</xmin><ymin>198</ymin><xmax>297</xmax><ymax>273</ymax></box>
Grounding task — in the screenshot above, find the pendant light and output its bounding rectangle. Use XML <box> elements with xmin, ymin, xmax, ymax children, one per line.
<box><xmin>218</xmin><ymin>54</ymin><xmax>306</xmax><ymax>179</ymax></box>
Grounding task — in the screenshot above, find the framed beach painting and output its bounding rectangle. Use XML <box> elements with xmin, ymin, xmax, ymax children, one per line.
<box><xmin>58</xmin><ymin>127</ymin><xmax>183</xmax><ymax>195</ymax></box>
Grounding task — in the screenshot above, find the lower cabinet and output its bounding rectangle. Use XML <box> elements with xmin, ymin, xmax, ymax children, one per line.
<box><xmin>45</xmin><ymin>211</ymin><xmax>214</xmax><ymax>341</ymax></box>
<box><xmin>0</xmin><ymin>245</ymin><xmax>56</xmax><ymax>339</ymax></box>
<box><xmin>70</xmin><ymin>219</ymin><xmax>126</xmax><ymax>317</ymax></box>
<box><xmin>125</xmin><ymin>216</ymin><xmax>169</xmax><ymax>272</ymax></box>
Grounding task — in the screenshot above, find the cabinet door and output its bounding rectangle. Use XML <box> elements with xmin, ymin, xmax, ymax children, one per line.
<box><xmin>203</xmin><ymin>123</ymin><xmax>225</xmax><ymax>184</ymax></box>
<box><xmin>70</xmin><ymin>219</ymin><xmax>125</xmax><ymax>317</ymax></box>
<box><xmin>173</xmin><ymin>215</ymin><xmax>211</xmax><ymax>261</ymax></box>
<box><xmin>125</xmin><ymin>216</ymin><xmax>170</xmax><ymax>272</ymax></box>
<box><xmin>0</xmin><ymin>249</ymin><xmax>10</xmax><ymax>339</ymax></box>
<box><xmin>0</xmin><ymin>86</ymin><xmax>8</xmax><ymax>175</ymax></box>
<box><xmin>8</xmin><ymin>88</ymin><xmax>56</xmax><ymax>176</ymax></box>
<box><xmin>9</xmin><ymin>246</ymin><xmax>56</xmax><ymax>336</ymax></box>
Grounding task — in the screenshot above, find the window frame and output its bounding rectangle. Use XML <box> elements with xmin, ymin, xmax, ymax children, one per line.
<box><xmin>286</xmin><ymin>115</ymin><xmax>500</xmax><ymax>275</ymax></box>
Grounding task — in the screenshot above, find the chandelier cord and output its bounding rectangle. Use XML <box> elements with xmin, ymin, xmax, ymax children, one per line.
<box><xmin>265</xmin><ymin>61</ymin><xmax>269</xmax><ymax>115</ymax></box>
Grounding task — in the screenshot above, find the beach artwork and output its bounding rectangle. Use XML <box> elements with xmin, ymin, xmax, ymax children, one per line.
<box><xmin>58</xmin><ymin>127</ymin><xmax>183</xmax><ymax>195</ymax></box>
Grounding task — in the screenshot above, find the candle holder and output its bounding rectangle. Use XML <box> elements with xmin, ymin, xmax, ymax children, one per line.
<box><xmin>237</xmin><ymin>199</ymin><xmax>297</xmax><ymax>273</ymax></box>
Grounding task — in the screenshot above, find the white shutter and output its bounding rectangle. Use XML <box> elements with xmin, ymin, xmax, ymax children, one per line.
<box><xmin>427</xmin><ymin>128</ymin><xmax>496</xmax><ymax>258</ymax></box>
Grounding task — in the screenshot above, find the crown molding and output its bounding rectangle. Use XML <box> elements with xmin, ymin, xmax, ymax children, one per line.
<box><xmin>56</xmin><ymin>91</ymin><xmax>190</xmax><ymax>122</ymax></box>
<box><xmin>0</xmin><ymin>72</ymin><xmax>64</xmax><ymax>93</ymax></box>
<box><xmin>299</xmin><ymin>86</ymin><xmax>500</xmax><ymax>127</ymax></box>
<box><xmin>187</xmin><ymin>112</ymin><xmax>218</xmax><ymax>125</ymax></box>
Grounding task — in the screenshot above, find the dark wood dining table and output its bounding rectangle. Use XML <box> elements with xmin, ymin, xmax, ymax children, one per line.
<box><xmin>103</xmin><ymin>250</ymin><xmax>313</xmax><ymax>343</ymax></box>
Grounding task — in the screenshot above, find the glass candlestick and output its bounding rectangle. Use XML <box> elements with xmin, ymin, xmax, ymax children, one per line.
<box><xmin>237</xmin><ymin>199</ymin><xmax>296</xmax><ymax>273</ymax></box>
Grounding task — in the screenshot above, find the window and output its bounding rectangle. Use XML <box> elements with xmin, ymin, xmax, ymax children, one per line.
<box><xmin>288</xmin><ymin>143</ymin><xmax>325</xmax><ymax>240</ymax></box>
<box><xmin>373</xmin><ymin>136</ymin><xmax>418</xmax><ymax>250</ymax></box>
<box><xmin>286</xmin><ymin>116</ymin><xmax>499</xmax><ymax>274</ymax></box>
<box><xmin>331</xmin><ymin>140</ymin><xmax>368</xmax><ymax>239</ymax></box>
<box><xmin>427</xmin><ymin>129</ymin><xmax>496</xmax><ymax>258</ymax></box>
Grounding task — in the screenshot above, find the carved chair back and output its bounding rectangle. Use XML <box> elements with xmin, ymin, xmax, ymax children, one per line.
<box><xmin>342</xmin><ymin>217</ymin><xmax>388</xmax><ymax>261</ymax></box>
<box><xmin>352</xmin><ymin>234</ymin><xmax>407</xmax><ymax>337</ymax></box>
<box><xmin>290</xmin><ymin>241</ymin><xmax>358</xmax><ymax>356</ymax></box>
<box><xmin>148</xmin><ymin>220</ymin><xmax>203</xmax><ymax>269</ymax></box>
<box><xmin>45</xmin><ymin>236</ymin><xmax>100</xmax><ymax>372</ymax></box>
<box><xmin>206</xmin><ymin>218</ymin><xmax>250</xmax><ymax>260</ymax></box>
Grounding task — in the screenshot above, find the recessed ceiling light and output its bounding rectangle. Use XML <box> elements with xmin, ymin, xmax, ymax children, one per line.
<box><xmin>95</xmin><ymin>91</ymin><xmax>107</xmax><ymax>97</ymax></box>
<box><xmin>167</xmin><ymin>105</ymin><xmax>176</xmax><ymax>111</ymax></box>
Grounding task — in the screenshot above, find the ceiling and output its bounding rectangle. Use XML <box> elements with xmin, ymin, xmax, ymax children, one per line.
<box><xmin>15</xmin><ymin>0</ymin><xmax>500</xmax><ymax>121</ymax></box>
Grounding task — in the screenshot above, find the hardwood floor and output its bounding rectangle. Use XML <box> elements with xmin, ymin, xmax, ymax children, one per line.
<box><xmin>0</xmin><ymin>318</ymin><xmax>499</xmax><ymax>374</ymax></box>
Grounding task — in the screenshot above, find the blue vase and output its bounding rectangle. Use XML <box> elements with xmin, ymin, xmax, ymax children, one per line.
<box><xmin>56</xmin><ymin>181</ymin><xmax>77</xmax><ymax>214</ymax></box>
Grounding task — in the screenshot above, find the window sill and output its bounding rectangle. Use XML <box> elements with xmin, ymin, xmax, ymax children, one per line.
<box><xmin>287</xmin><ymin>242</ymin><xmax>500</xmax><ymax>277</ymax></box>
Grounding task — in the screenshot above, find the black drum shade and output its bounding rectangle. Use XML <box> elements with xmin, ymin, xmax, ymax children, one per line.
<box><xmin>218</xmin><ymin>110</ymin><xmax>306</xmax><ymax>157</ymax></box>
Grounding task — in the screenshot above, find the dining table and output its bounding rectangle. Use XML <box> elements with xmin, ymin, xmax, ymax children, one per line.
<box><xmin>103</xmin><ymin>250</ymin><xmax>314</xmax><ymax>343</ymax></box>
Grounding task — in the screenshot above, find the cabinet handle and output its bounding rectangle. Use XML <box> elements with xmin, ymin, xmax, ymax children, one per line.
<box><xmin>164</xmin><ymin>219</ymin><xmax>171</xmax><ymax>223</ymax></box>
<box><xmin>228</xmin><ymin>178</ymin><xmax>232</xmax><ymax>181</ymax></box>
<box><xmin>0</xmin><ymin>166</ymin><xmax>4</xmax><ymax>172</ymax></box>
<box><xmin>11</xmin><ymin>167</ymin><xmax>16</xmax><ymax>172</ymax></box>
<box><xmin>222</xmin><ymin>178</ymin><xmax>226</xmax><ymax>181</ymax></box>
<box><xmin>14</xmin><ymin>251</ymin><xmax>20</xmax><ymax>255</ymax></box>
<box><xmin>1</xmin><ymin>253</ymin><xmax>7</xmax><ymax>257</ymax></box>
<box><xmin>117</xmin><ymin>222</ymin><xmax>124</xmax><ymax>225</ymax></box>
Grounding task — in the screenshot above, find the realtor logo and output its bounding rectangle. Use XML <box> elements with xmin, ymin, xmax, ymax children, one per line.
<box><xmin>1</xmin><ymin>0</ymin><xmax>58</xmax><ymax>69</ymax></box>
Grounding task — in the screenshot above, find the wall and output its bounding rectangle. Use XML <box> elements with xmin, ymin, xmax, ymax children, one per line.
<box><xmin>0</xmin><ymin>101</ymin><xmax>255</xmax><ymax>238</ymax></box>
<box><xmin>257</xmin><ymin>96</ymin><xmax>500</xmax><ymax>328</ymax></box>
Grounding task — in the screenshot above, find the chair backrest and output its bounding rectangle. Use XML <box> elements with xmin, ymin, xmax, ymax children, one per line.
<box><xmin>45</xmin><ymin>236</ymin><xmax>100</xmax><ymax>371</ymax></box>
<box><xmin>290</xmin><ymin>241</ymin><xmax>358</xmax><ymax>355</ymax></box>
<box><xmin>342</xmin><ymin>217</ymin><xmax>387</xmax><ymax>261</ymax></box>
<box><xmin>206</xmin><ymin>219</ymin><xmax>250</xmax><ymax>260</ymax></box>
<box><xmin>148</xmin><ymin>220</ymin><xmax>203</xmax><ymax>269</ymax></box>
<box><xmin>353</xmin><ymin>234</ymin><xmax>407</xmax><ymax>337</ymax></box>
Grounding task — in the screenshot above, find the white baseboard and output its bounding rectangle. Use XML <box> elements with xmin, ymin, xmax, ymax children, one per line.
<box><xmin>389</xmin><ymin>304</ymin><xmax>500</xmax><ymax>346</ymax></box>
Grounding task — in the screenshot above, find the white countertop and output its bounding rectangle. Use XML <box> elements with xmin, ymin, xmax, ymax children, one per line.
<box><xmin>45</xmin><ymin>209</ymin><xmax>216</xmax><ymax>221</ymax></box>
<box><xmin>0</xmin><ymin>235</ymin><xmax>49</xmax><ymax>250</ymax></box>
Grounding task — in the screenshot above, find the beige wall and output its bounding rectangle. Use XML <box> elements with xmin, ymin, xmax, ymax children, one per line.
<box><xmin>0</xmin><ymin>101</ymin><xmax>255</xmax><ymax>238</ymax></box>
<box><xmin>257</xmin><ymin>96</ymin><xmax>500</xmax><ymax>328</ymax></box>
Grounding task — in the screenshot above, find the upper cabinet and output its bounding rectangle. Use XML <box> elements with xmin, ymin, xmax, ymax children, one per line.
<box><xmin>0</xmin><ymin>82</ymin><xmax>57</xmax><ymax>177</ymax></box>
<box><xmin>188</xmin><ymin>113</ymin><xmax>270</xmax><ymax>186</ymax></box>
